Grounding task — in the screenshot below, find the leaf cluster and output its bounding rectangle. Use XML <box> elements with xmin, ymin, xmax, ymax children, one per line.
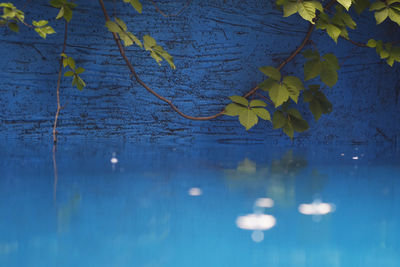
<box><xmin>370</xmin><ymin>0</ymin><xmax>400</xmax><ymax>26</ymax></box>
<box><xmin>143</xmin><ymin>35</ymin><xmax>176</xmax><ymax>69</ymax></box>
<box><xmin>105</xmin><ymin>17</ymin><xmax>175</xmax><ymax>69</ymax></box>
<box><xmin>61</xmin><ymin>54</ymin><xmax>86</xmax><ymax>91</ymax></box>
<box><xmin>33</xmin><ymin>20</ymin><xmax>55</xmax><ymax>39</ymax></box>
<box><xmin>302</xmin><ymin>84</ymin><xmax>332</xmax><ymax>121</ymax></box>
<box><xmin>0</xmin><ymin>2</ymin><xmax>24</xmax><ymax>32</ymax></box>
<box><xmin>277</xmin><ymin>0</ymin><xmax>323</xmax><ymax>23</ymax></box>
<box><xmin>303</xmin><ymin>50</ymin><xmax>339</xmax><ymax>87</ymax></box>
<box><xmin>367</xmin><ymin>39</ymin><xmax>400</xmax><ymax>66</ymax></box>
<box><xmin>50</xmin><ymin>0</ymin><xmax>77</xmax><ymax>22</ymax></box>
<box><xmin>106</xmin><ymin>17</ymin><xmax>142</xmax><ymax>47</ymax></box>
<box><xmin>258</xmin><ymin>66</ymin><xmax>304</xmax><ymax>107</ymax></box>
<box><xmin>316</xmin><ymin>5</ymin><xmax>356</xmax><ymax>43</ymax></box>
<box><xmin>224</xmin><ymin>96</ymin><xmax>271</xmax><ymax>130</ymax></box>
<box><xmin>272</xmin><ymin>108</ymin><xmax>309</xmax><ymax>139</ymax></box>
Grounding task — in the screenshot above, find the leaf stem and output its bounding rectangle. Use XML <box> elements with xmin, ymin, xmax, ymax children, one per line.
<box><xmin>53</xmin><ymin>21</ymin><xmax>68</xmax><ymax>143</ymax></box>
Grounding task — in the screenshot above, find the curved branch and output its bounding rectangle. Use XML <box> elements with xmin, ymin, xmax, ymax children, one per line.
<box><xmin>149</xmin><ymin>0</ymin><xmax>192</xmax><ymax>17</ymax></box>
<box><xmin>53</xmin><ymin>21</ymin><xmax>68</xmax><ymax>143</ymax></box>
<box><xmin>342</xmin><ymin>37</ymin><xmax>367</xmax><ymax>47</ymax></box>
<box><xmin>98</xmin><ymin>0</ymin><xmax>336</xmax><ymax>121</ymax></box>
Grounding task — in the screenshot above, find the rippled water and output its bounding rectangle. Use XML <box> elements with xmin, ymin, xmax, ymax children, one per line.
<box><xmin>0</xmin><ymin>141</ymin><xmax>399</xmax><ymax>267</ymax></box>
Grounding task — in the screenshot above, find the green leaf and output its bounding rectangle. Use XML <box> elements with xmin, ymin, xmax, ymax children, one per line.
<box><xmin>304</xmin><ymin>59</ymin><xmax>321</xmax><ymax>80</ymax></box>
<box><xmin>258</xmin><ymin>78</ymin><xmax>278</xmax><ymax>91</ymax></box>
<box><xmin>375</xmin><ymin>8</ymin><xmax>389</xmax><ymax>24</ymax></box>
<box><xmin>272</xmin><ymin>110</ymin><xmax>287</xmax><ymax>129</ymax></box>
<box><xmin>283</xmin><ymin>1</ymin><xmax>298</xmax><ymax>17</ymax></box>
<box><xmin>337</xmin><ymin>0</ymin><xmax>352</xmax><ymax>10</ymax></box>
<box><xmin>115</xmin><ymin>17</ymin><xmax>127</xmax><ymax>31</ymax></box>
<box><xmin>283</xmin><ymin>76</ymin><xmax>304</xmax><ymax>90</ymax></box>
<box><xmin>105</xmin><ymin>21</ymin><xmax>122</xmax><ymax>33</ymax></box>
<box><xmin>353</xmin><ymin>0</ymin><xmax>371</xmax><ymax>14</ymax></box>
<box><xmin>283</xmin><ymin>121</ymin><xmax>294</xmax><ymax>139</ymax></box>
<box><xmin>321</xmin><ymin>61</ymin><xmax>338</xmax><ymax>87</ymax></box>
<box><xmin>123</xmin><ymin>0</ymin><xmax>143</xmax><ymax>13</ymax></box>
<box><xmin>143</xmin><ymin>35</ymin><xmax>157</xmax><ymax>50</ymax></box>
<box><xmin>229</xmin><ymin>96</ymin><xmax>248</xmax><ymax>107</ymax></box>
<box><xmin>32</xmin><ymin>20</ymin><xmax>48</xmax><ymax>27</ymax></box>
<box><xmin>286</xmin><ymin>108</ymin><xmax>302</xmax><ymax>119</ymax></box>
<box><xmin>8</xmin><ymin>22</ymin><xmax>19</xmax><ymax>32</ymax></box>
<box><xmin>239</xmin><ymin>109</ymin><xmax>258</xmax><ymax>130</ymax></box>
<box><xmin>119</xmin><ymin>32</ymin><xmax>134</xmax><ymax>46</ymax></box>
<box><xmin>323</xmin><ymin>53</ymin><xmax>339</xmax><ymax>70</ymax></box>
<box><xmin>249</xmin><ymin>99</ymin><xmax>267</xmax><ymax>107</ymax></box>
<box><xmin>127</xmin><ymin>32</ymin><xmax>143</xmax><ymax>47</ymax></box>
<box><xmin>150</xmin><ymin>51</ymin><xmax>162</xmax><ymax>65</ymax></box>
<box><xmin>252</xmin><ymin>108</ymin><xmax>271</xmax><ymax>121</ymax></box>
<box><xmin>367</xmin><ymin>39</ymin><xmax>377</xmax><ymax>48</ymax></box>
<box><xmin>56</xmin><ymin>6</ymin><xmax>64</xmax><ymax>19</ymax></box>
<box><xmin>63</xmin><ymin>6</ymin><xmax>72</xmax><ymax>22</ymax></box>
<box><xmin>63</xmin><ymin>58</ymin><xmax>68</xmax><ymax>67</ymax></box>
<box><xmin>315</xmin><ymin>91</ymin><xmax>333</xmax><ymax>113</ymax></box>
<box><xmin>224</xmin><ymin>103</ymin><xmax>245</xmax><ymax>116</ymax></box>
<box><xmin>303</xmin><ymin>90</ymin><xmax>314</xmax><ymax>102</ymax></box>
<box><xmin>326</xmin><ymin>24</ymin><xmax>342</xmax><ymax>43</ymax></box>
<box><xmin>302</xmin><ymin>49</ymin><xmax>320</xmax><ymax>60</ymax></box>
<box><xmin>388</xmin><ymin>8</ymin><xmax>400</xmax><ymax>25</ymax></box>
<box><xmin>297</xmin><ymin>1</ymin><xmax>322</xmax><ymax>23</ymax></box>
<box><xmin>259</xmin><ymin>66</ymin><xmax>281</xmax><ymax>81</ymax></box>
<box><xmin>50</xmin><ymin>0</ymin><xmax>63</xmax><ymax>8</ymax></box>
<box><xmin>291</xmin><ymin>116</ymin><xmax>309</xmax><ymax>132</ymax></box>
<box><xmin>64</xmin><ymin>70</ymin><xmax>74</xmax><ymax>77</ymax></box>
<box><xmin>75</xmin><ymin>67</ymin><xmax>85</xmax><ymax>74</ymax></box>
<box><xmin>369</xmin><ymin>1</ymin><xmax>386</xmax><ymax>11</ymax></box>
<box><xmin>67</xmin><ymin>57</ymin><xmax>76</xmax><ymax>69</ymax></box>
<box><xmin>269</xmin><ymin>84</ymin><xmax>289</xmax><ymax>107</ymax></box>
<box><xmin>309</xmin><ymin>98</ymin><xmax>323</xmax><ymax>121</ymax></box>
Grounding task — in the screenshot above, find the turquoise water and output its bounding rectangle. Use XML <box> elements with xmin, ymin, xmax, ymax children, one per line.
<box><xmin>0</xmin><ymin>141</ymin><xmax>399</xmax><ymax>267</ymax></box>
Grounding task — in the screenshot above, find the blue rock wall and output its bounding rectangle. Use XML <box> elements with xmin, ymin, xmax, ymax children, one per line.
<box><xmin>0</xmin><ymin>0</ymin><xmax>399</xmax><ymax>146</ymax></box>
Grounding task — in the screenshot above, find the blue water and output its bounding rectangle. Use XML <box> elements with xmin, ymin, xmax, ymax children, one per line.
<box><xmin>0</xmin><ymin>141</ymin><xmax>399</xmax><ymax>267</ymax></box>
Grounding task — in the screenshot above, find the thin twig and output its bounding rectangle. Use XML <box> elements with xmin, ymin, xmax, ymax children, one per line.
<box><xmin>53</xmin><ymin>22</ymin><xmax>68</xmax><ymax>143</ymax></box>
<box><xmin>98</xmin><ymin>0</ymin><xmax>337</xmax><ymax>121</ymax></box>
<box><xmin>149</xmin><ymin>0</ymin><xmax>192</xmax><ymax>17</ymax></box>
<box><xmin>342</xmin><ymin>37</ymin><xmax>367</xmax><ymax>47</ymax></box>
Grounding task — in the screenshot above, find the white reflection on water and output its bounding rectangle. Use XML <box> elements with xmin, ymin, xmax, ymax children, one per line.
<box><xmin>188</xmin><ymin>187</ymin><xmax>202</xmax><ymax>196</ymax></box>
<box><xmin>254</xmin><ymin>198</ymin><xmax>274</xmax><ymax>208</ymax></box>
<box><xmin>236</xmin><ymin>213</ymin><xmax>276</xmax><ymax>242</ymax></box>
<box><xmin>110</xmin><ymin>152</ymin><xmax>118</xmax><ymax>164</ymax></box>
<box><xmin>298</xmin><ymin>199</ymin><xmax>335</xmax><ymax>222</ymax></box>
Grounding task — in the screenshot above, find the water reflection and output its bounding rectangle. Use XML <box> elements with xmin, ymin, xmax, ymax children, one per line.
<box><xmin>236</xmin><ymin>213</ymin><xmax>276</xmax><ymax>242</ymax></box>
<box><xmin>298</xmin><ymin>199</ymin><xmax>335</xmax><ymax>222</ymax></box>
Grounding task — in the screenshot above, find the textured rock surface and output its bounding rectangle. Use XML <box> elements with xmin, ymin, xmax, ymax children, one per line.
<box><xmin>0</xmin><ymin>0</ymin><xmax>399</xmax><ymax>145</ymax></box>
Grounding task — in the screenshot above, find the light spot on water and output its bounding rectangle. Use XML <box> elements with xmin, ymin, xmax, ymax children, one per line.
<box><xmin>236</xmin><ymin>214</ymin><xmax>276</xmax><ymax>231</ymax></box>
<box><xmin>188</xmin><ymin>187</ymin><xmax>202</xmax><ymax>196</ymax></box>
<box><xmin>255</xmin><ymin>198</ymin><xmax>274</xmax><ymax>208</ymax></box>
<box><xmin>298</xmin><ymin>200</ymin><xmax>335</xmax><ymax>216</ymax></box>
<box><xmin>251</xmin><ymin>230</ymin><xmax>264</xmax><ymax>242</ymax></box>
<box><xmin>352</xmin><ymin>156</ymin><xmax>359</xmax><ymax>160</ymax></box>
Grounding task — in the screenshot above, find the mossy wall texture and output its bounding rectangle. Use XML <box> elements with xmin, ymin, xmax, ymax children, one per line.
<box><xmin>1</xmin><ymin>0</ymin><xmax>399</xmax><ymax>145</ymax></box>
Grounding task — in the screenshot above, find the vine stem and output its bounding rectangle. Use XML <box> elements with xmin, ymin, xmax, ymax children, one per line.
<box><xmin>98</xmin><ymin>0</ymin><xmax>335</xmax><ymax>121</ymax></box>
<box><xmin>53</xmin><ymin>21</ymin><xmax>68</xmax><ymax>143</ymax></box>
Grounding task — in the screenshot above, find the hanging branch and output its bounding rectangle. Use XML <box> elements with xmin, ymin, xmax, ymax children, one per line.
<box><xmin>53</xmin><ymin>21</ymin><xmax>68</xmax><ymax>143</ymax></box>
<box><xmin>98</xmin><ymin>0</ymin><xmax>341</xmax><ymax>121</ymax></box>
